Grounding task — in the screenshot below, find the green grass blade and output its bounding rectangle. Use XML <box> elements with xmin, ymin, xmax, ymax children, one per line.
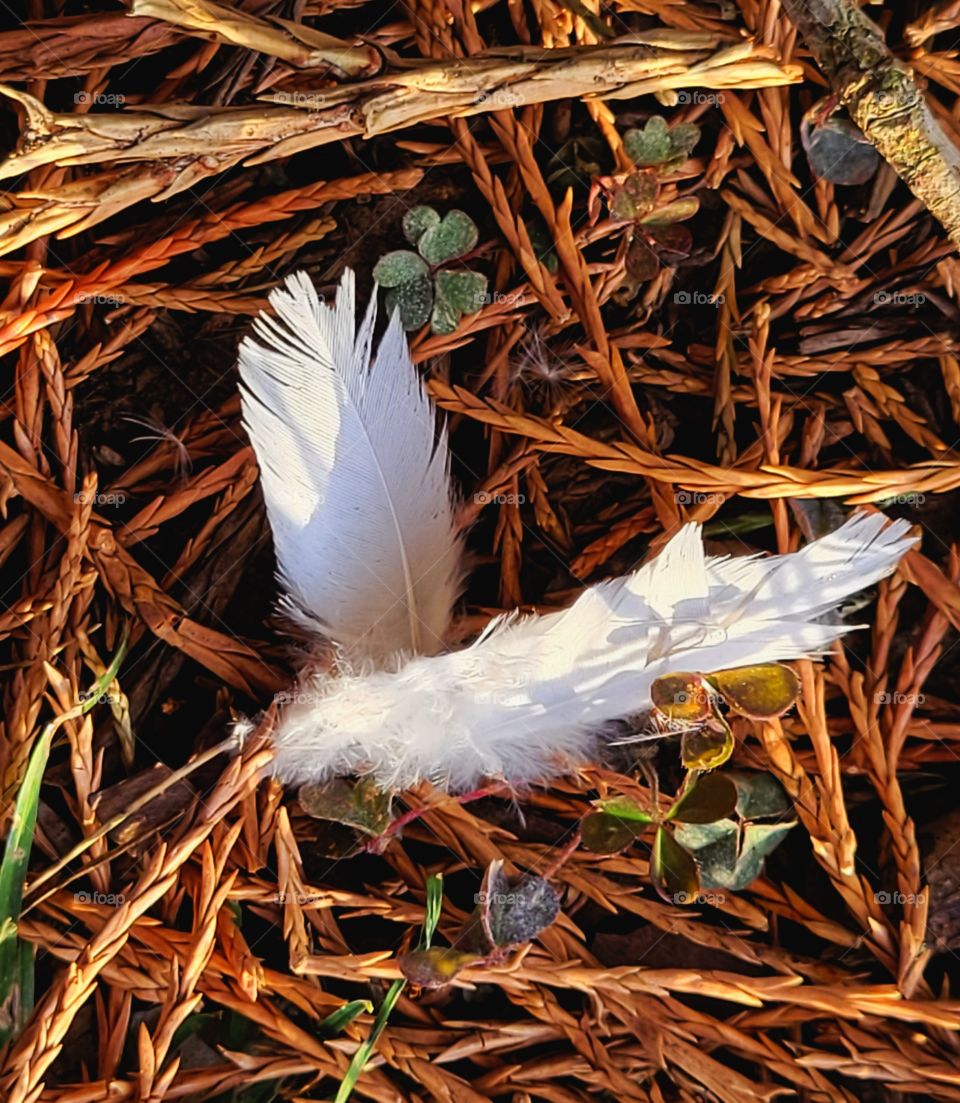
<box><xmin>0</xmin><ymin>629</ymin><xmax>128</xmax><ymax>1044</ymax></box>
<box><xmin>333</xmin><ymin>874</ymin><xmax>443</xmax><ymax>1102</ymax></box>
<box><xmin>320</xmin><ymin>999</ymin><xmax>373</xmax><ymax>1036</ymax></box>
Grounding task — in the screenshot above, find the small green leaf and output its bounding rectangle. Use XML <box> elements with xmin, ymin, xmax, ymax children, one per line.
<box><xmin>672</xmin><ymin>775</ymin><xmax>794</xmax><ymax>891</ymax></box>
<box><xmin>675</xmin><ymin>818</ymin><xmax>795</xmax><ymax>890</ymax></box>
<box><xmin>668</xmin><ymin>773</ymin><xmax>738</xmax><ymax>824</ymax></box>
<box><xmin>480</xmin><ymin>860</ymin><xmax>560</xmax><ymax>948</ymax></box>
<box><xmin>581</xmin><ymin>811</ymin><xmax>644</xmax><ymax>854</ymax></box>
<box><xmin>334</xmin><ymin>875</ymin><xmax>442</xmax><ymax>1103</ymax></box>
<box><xmin>399</xmin><ymin>947</ymin><xmax>478</xmax><ymax>988</ymax></box>
<box><xmin>435</xmin><ymin>269</ymin><xmax>488</xmax><ymax>316</ymax></box>
<box><xmin>386</xmin><ymin>277</ymin><xmax>433</xmax><ymax>331</ymax></box>
<box><xmin>0</xmin><ymin>629</ymin><xmax>128</xmax><ymax>1045</ymax></box>
<box><xmin>669</xmin><ymin>121</ymin><xmax>701</xmax><ymax>158</ymax></box>
<box><xmin>624</xmin><ymin>116</ymin><xmax>699</xmax><ymax>169</ymax></box>
<box><xmin>418</xmin><ymin>209</ymin><xmax>479</xmax><ymax>265</ymax></box>
<box><xmin>680</xmin><ymin>717</ymin><xmax>735</xmax><ymax>771</ymax></box>
<box><xmin>706</xmin><ymin>664</ymin><xmax>800</xmax><ymax>719</ymax></box>
<box><xmin>650</xmin><ymin>826</ymin><xmax>700</xmax><ymax>903</ymax></box>
<box><xmin>297</xmin><ymin>777</ymin><xmax>392</xmax><ymax>838</ymax></box>
<box><xmin>624</xmin><ymin>116</ymin><xmax>673</xmax><ymax>167</ymax></box>
<box><xmin>429</xmin><ymin>295</ymin><xmax>460</xmax><ymax>335</ymax></box>
<box><xmin>422</xmin><ymin>872</ymin><xmax>444</xmax><ymax>947</ymax></box>
<box><xmin>595</xmin><ymin>796</ymin><xmax>655</xmax><ymax>824</ymax></box>
<box><xmin>726</xmin><ymin>770</ymin><xmax>792</xmax><ymax>820</ymax></box>
<box><xmin>333</xmin><ymin>979</ymin><xmax>405</xmax><ymax>1103</ymax></box>
<box><xmin>402</xmin><ymin>205</ymin><xmax>440</xmax><ymax>245</ymax></box>
<box><xmin>373</xmin><ymin>249</ymin><xmax>429</xmax><ymax>288</ymax></box>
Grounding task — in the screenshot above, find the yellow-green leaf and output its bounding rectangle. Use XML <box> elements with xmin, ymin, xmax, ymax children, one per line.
<box><xmin>680</xmin><ymin>717</ymin><xmax>735</xmax><ymax>771</ymax></box>
<box><xmin>399</xmin><ymin>947</ymin><xmax>478</xmax><ymax>988</ymax></box>
<box><xmin>650</xmin><ymin>826</ymin><xmax>700</xmax><ymax>904</ymax></box>
<box><xmin>706</xmin><ymin>664</ymin><xmax>800</xmax><ymax>719</ymax></box>
<box><xmin>651</xmin><ymin>673</ymin><xmax>713</xmax><ymax>722</ymax></box>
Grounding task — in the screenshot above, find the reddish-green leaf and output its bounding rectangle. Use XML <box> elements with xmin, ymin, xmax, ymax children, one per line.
<box><xmin>625</xmin><ymin>236</ymin><xmax>660</xmax><ymax>281</ymax></box>
<box><xmin>581</xmin><ymin>811</ymin><xmax>644</xmax><ymax>854</ymax></box>
<box><xmin>643</xmin><ymin>221</ymin><xmax>692</xmax><ymax>261</ymax></box>
<box><xmin>668</xmin><ymin>773</ymin><xmax>738</xmax><ymax>824</ymax></box>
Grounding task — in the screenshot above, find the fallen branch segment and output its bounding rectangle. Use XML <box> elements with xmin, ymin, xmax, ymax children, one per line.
<box><xmin>0</xmin><ymin>34</ymin><xmax>799</xmax><ymax>183</ymax></box>
<box><xmin>129</xmin><ymin>0</ymin><xmax>380</xmax><ymax>77</ymax></box>
<box><xmin>782</xmin><ymin>0</ymin><xmax>960</xmax><ymax>249</ymax></box>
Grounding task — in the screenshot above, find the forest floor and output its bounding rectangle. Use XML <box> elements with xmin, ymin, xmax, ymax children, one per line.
<box><xmin>3</xmin><ymin>1</ymin><xmax>960</xmax><ymax>1100</ymax></box>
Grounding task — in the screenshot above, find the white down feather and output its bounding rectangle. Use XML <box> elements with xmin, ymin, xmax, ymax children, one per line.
<box><xmin>269</xmin><ymin>513</ymin><xmax>915</xmax><ymax>791</ymax></box>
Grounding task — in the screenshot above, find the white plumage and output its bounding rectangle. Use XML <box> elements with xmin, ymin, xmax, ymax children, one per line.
<box><xmin>238</xmin><ymin>271</ymin><xmax>916</xmax><ymax>792</ymax></box>
<box><xmin>238</xmin><ymin>270</ymin><xmax>463</xmax><ymax>664</ymax></box>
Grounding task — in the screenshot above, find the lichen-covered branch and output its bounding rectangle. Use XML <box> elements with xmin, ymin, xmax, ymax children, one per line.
<box><xmin>782</xmin><ymin>0</ymin><xmax>960</xmax><ymax>248</ymax></box>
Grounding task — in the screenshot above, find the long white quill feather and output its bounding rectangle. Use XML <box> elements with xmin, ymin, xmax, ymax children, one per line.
<box><xmin>238</xmin><ymin>270</ymin><xmax>463</xmax><ymax>663</ymax></box>
<box><xmin>239</xmin><ymin>270</ymin><xmax>916</xmax><ymax>791</ymax></box>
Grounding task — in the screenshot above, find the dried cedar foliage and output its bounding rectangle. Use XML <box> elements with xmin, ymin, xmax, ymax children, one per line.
<box><xmin>1</xmin><ymin>0</ymin><xmax>960</xmax><ymax>1100</ymax></box>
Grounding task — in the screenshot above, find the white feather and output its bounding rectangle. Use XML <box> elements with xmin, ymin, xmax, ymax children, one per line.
<box><xmin>238</xmin><ymin>270</ymin><xmax>463</xmax><ymax>663</ymax></box>
<box><xmin>269</xmin><ymin>513</ymin><xmax>916</xmax><ymax>792</ymax></box>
